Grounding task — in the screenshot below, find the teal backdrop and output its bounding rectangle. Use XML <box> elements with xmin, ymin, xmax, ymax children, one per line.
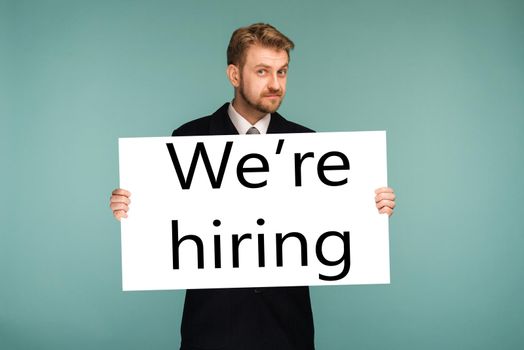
<box><xmin>2</xmin><ymin>0</ymin><xmax>523</xmax><ymax>349</ymax></box>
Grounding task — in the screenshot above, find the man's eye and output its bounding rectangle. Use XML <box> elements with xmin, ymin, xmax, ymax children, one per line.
<box><xmin>257</xmin><ymin>69</ymin><xmax>266</xmax><ymax>75</ymax></box>
<box><xmin>278</xmin><ymin>70</ymin><xmax>287</xmax><ymax>76</ymax></box>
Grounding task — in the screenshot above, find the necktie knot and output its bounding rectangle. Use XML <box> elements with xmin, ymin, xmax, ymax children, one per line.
<box><xmin>246</xmin><ymin>127</ymin><xmax>260</xmax><ymax>135</ymax></box>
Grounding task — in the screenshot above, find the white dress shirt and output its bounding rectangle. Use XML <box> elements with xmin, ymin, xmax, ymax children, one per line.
<box><xmin>227</xmin><ymin>102</ymin><xmax>271</xmax><ymax>135</ymax></box>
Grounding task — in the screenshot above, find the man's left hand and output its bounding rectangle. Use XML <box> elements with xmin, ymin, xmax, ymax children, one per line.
<box><xmin>375</xmin><ymin>187</ymin><xmax>396</xmax><ymax>217</ymax></box>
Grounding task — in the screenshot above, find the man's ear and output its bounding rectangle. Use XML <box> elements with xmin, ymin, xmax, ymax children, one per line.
<box><xmin>226</xmin><ymin>64</ymin><xmax>240</xmax><ymax>88</ymax></box>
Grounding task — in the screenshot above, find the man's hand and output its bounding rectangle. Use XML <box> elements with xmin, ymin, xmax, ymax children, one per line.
<box><xmin>375</xmin><ymin>187</ymin><xmax>396</xmax><ymax>217</ymax></box>
<box><xmin>110</xmin><ymin>188</ymin><xmax>131</xmax><ymax>221</ymax></box>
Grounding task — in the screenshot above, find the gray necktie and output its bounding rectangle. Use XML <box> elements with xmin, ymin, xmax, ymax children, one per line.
<box><xmin>246</xmin><ymin>126</ymin><xmax>260</xmax><ymax>135</ymax></box>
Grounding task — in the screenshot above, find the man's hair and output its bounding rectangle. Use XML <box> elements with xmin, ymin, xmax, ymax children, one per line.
<box><xmin>227</xmin><ymin>23</ymin><xmax>295</xmax><ymax>67</ymax></box>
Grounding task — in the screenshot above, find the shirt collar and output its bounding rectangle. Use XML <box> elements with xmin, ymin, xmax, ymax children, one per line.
<box><xmin>227</xmin><ymin>102</ymin><xmax>271</xmax><ymax>135</ymax></box>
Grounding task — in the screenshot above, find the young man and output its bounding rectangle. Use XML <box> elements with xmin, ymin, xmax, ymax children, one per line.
<box><xmin>110</xmin><ymin>23</ymin><xmax>396</xmax><ymax>350</ymax></box>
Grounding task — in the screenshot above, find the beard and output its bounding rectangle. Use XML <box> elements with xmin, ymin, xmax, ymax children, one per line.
<box><xmin>238</xmin><ymin>80</ymin><xmax>284</xmax><ymax>114</ymax></box>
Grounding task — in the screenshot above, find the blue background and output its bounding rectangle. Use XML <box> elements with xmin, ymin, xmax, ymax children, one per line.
<box><xmin>2</xmin><ymin>0</ymin><xmax>523</xmax><ymax>349</ymax></box>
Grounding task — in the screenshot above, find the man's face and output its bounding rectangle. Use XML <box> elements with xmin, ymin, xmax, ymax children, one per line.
<box><xmin>236</xmin><ymin>44</ymin><xmax>289</xmax><ymax>115</ymax></box>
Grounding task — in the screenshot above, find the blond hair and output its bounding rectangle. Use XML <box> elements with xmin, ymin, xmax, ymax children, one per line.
<box><xmin>227</xmin><ymin>23</ymin><xmax>295</xmax><ymax>67</ymax></box>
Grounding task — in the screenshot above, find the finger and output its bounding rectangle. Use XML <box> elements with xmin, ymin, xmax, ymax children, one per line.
<box><xmin>110</xmin><ymin>202</ymin><xmax>129</xmax><ymax>212</ymax></box>
<box><xmin>110</xmin><ymin>195</ymin><xmax>131</xmax><ymax>205</ymax></box>
<box><xmin>112</xmin><ymin>188</ymin><xmax>131</xmax><ymax>197</ymax></box>
<box><xmin>113</xmin><ymin>210</ymin><xmax>128</xmax><ymax>221</ymax></box>
<box><xmin>379</xmin><ymin>207</ymin><xmax>393</xmax><ymax>216</ymax></box>
<box><xmin>374</xmin><ymin>187</ymin><xmax>393</xmax><ymax>194</ymax></box>
<box><xmin>375</xmin><ymin>192</ymin><xmax>396</xmax><ymax>202</ymax></box>
<box><xmin>376</xmin><ymin>199</ymin><xmax>396</xmax><ymax>210</ymax></box>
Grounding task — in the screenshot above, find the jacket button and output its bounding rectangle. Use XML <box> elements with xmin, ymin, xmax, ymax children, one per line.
<box><xmin>254</xmin><ymin>288</ymin><xmax>262</xmax><ymax>293</ymax></box>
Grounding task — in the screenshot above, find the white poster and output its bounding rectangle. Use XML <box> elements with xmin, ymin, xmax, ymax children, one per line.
<box><xmin>119</xmin><ymin>131</ymin><xmax>389</xmax><ymax>291</ymax></box>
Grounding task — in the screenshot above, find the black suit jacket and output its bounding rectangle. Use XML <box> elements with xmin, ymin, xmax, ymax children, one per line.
<box><xmin>173</xmin><ymin>103</ymin><xmax>315</xmax><ymax>350</ymax></box>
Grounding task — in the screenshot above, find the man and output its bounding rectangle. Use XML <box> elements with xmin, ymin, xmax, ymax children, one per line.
<box><xmin>110</xmin><ymin>23</ymin><xmax>396</xmax><ymax>350</ymax></box>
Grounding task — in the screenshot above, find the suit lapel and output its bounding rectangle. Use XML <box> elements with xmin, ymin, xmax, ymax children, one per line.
<box><xmin>208</xmin><ymin>103</ymin><xmax>239</xmax><ymax>136</ymax></box>
<box><xmin>267</xmin><ymin>112</ymin><xmax>289</xmax><ymax>134</ymax></box>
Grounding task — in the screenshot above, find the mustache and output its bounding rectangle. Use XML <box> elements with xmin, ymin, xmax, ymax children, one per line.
<box><xmin>262</xmin><ymin>91</ymin><xmax>283</xmax><ymax>97</ymax></box>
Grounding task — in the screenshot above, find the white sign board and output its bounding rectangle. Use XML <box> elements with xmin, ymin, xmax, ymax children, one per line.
<box><xmin>119</xmin><ymin>131</ymin><xmax>389</xmax><ymax>291</ymax></box>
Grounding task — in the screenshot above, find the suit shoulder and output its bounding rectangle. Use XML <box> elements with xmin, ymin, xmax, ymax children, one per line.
<box><xmin>284</xmin><ymin>119</ymin><xmax>315</xmax><ymax>133</ymax></box>
<box><xmin>272</xmin><ymin>112</ymin><xmax>316</xmax><ymax>133</ymax></box>
<box><xmin>171</xmin><ymin>115</ymin><xmax>211</xmax><ymax>136</ymax></box>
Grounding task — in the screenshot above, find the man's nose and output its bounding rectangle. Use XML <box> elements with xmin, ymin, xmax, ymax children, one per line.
<box><xmin>268</xmin><ymin>74</ymin><xmax>281</xmax><ymax>91</ymax></box>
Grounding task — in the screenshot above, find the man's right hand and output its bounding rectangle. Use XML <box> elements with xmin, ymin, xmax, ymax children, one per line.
<box><xmin>110</xmin><ymin>188</ymin><xmax>131</xmax><ymax>221</ymax></box>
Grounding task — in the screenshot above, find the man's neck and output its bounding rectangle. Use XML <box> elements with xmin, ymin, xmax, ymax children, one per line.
<box><xmin>231</xmin><ymin>98</ymin><xmax>266</xmax><ymax>125</ymax></box>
